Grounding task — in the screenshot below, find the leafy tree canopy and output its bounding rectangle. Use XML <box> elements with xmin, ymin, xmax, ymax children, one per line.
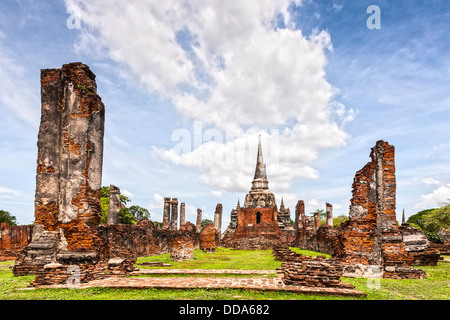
<box><xmin>407</xmin><ymin>208</ymin><xmax>436</xmax><ymax>230</ymax></box>
<box><xmin>201</xmin><ymin>219</ymin><xmax>213</xmax><ymax>227</ymax></box>
<box><xmin>423</xmin><ymin>201</ymin><xmax>450</xmax><ymax>233</ymax></box>
<box><xmin>0</xmin><ymin>210</ymin><xmax>17</xmax><ymax>226</ymax></box>
<box><xmin>309</xmin><ymin>209</ymin><xmax>326</xmax><ymax>219</ymax></box>
<box><xmin>100</xmin><ymin>186</ymin><xmax>151</xmax><ymax>225</ymax></box>
<box><xmin>407</xmin><ymin>201</ymin><xmax>450</xmax><ymax>244</ymax></box>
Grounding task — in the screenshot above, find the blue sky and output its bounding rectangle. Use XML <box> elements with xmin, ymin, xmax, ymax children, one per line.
<box><xmin>0</xmin><ymin>0</ymin><xmax>449</xmax><ymax>230</ymax></box>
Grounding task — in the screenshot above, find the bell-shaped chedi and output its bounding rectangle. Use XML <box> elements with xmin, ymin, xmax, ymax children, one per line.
<box><xmin>222</xmin><ymin>135</ymin><xmax>292</xmax><ymax>249</ymax></box>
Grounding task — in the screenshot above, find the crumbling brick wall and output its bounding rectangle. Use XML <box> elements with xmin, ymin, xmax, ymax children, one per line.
<box><xmin>334</xmin><ymin>141</ymin><xmax>413</xmax><ymax>267</ymax></box>
<box><xmin>222</xmin><ymin>207</ymin><xmax>290</xmax><ymax>250</ymax></box>
<box><xmin>169</xmin><ymin>222</ymin><xmax>197</xmax><ymax>261</ymax></box>
<box><xmin>31</xmin><ymin>258</ymin><xmax>135</xmax><ymax>287</ymax></box>
<box><xmin>95</xmin><ymin>221</ymin><xmax>168</xmax><ymax>260</ymax></box>
<box><xmin>281</xmin><ymin>258</ymin><xmax>354</xmax><ymax>289</ymax></box>
<box><xmin>199</xmin><ymin>223</ymin><xmax>216</xmax><ymax>253</ymax></box>
<box><xmin>0</xmin><ymin>224</ymin><xmax>34</xmax><ymax>260</ymax></box>
<box><xmin>272</xmin><ymin>245</ymin><xmax>355</xmax><ymax>289</ymax></box>
<box><xmin>303</xmin><ymin>225</ymin><xmax>338</xmax><ymax>255</ymax></box>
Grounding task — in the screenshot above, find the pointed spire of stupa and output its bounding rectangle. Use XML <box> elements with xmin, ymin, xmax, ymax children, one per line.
<box><xmin>402</xmin><ymin>209</ymin><xmax>406</xmax><ymax>225</ymax></box>
<box><xmin>251</xmin><ymin>134</ymin><xmax>269</xmax><ymax>191</ymax></box>
<box><xmin>253</xmin><ymin>134</ymin><xmax>267</xmax><ymax>179</ymax></box>
<box><xmin>236</xmin><ymin>198</ymin><xmax>241</xmax><ymax>210</ymax></box>
<box><xmin>280</xmin><ymin>197</ymin><xmax>285</xmax><ymax>211</ymax></box>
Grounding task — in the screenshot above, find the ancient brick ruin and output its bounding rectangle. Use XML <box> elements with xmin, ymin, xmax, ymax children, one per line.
<box><xmin>106</xmin><ymin>185</ymin><xmax>121</xmax><ymax>225</ymax></box>
<box><xmin>333</xmin><ymin>140</ymin><xmax>427</xmax><ymax>278</ymax></box>
<box><xmin>291</xmin><ymin>140</ymin><xmax>435</xmax><ymax>279</ymax></box>
<box><xmin>10</xmin><ymin>63</ymin><xmax>216</xmax><ymax>286</ymax></box>
<box><xmin>273</xmin><ymin>245</ymin><xmax>356</xmax><ymax>289</ymax></box>
<box><xmin>34</xmin><ymin>63</ymin><xmax>105</xmax><ymax>244</ymax></box>
<box><xmin>0</xmin><ymin>223</ymin><xmax>33</xmax><ymax>261</ymax></box>
<box><xmin>294</xmin><ymin>201</ymin><xmax>337</xmax><ymax>255</ymax></box>
<box><xmin>399</xmin><ymin>223</ymin><xmax>440</xmax><ymax>266</ymax></box>
<box><xmin>2</xmin><ymin>63</ymin><xmax>441</xmax><ymax>291</ymax></box>
<box><xmin>222</xmin><ymin>136</ymin><xmax>294</xmax><ymax>249</ymax></box>
<box><xmin>13</xmin><ymin>62</ymin><xmax>110</xmax><ymax>284</ymax></box>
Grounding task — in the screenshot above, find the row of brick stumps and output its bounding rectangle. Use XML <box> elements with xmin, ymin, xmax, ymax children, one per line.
<box><xmin>272</xmin><ymin>245</ymin><xmax>356</xmax><ymax>290</ymax></box>
<box><xmin>294</xmin><ymin>200</ymin><xmax>337</xmax><ymax>255</ymax></box>
<box><xmin>162</xmin><ymin>197</ymin><xmax>221</xmax><ymax>257</ymax></box>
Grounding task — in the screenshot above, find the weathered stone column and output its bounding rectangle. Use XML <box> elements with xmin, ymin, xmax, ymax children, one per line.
<box><xmin>107</xmin><ymin>185</ymin><xmax>121</xmax><ymax>225</ymax></box>
<box><xmin>34</xmin><ymin>62</ymin><xmax>105</xmax><ymax>251</ymax></box>
<box><xmin>170</xmin><ymin>198</ymin><xmax>179</xmax><ymax>230</ymax></box>
<box><xmin>326</xmin><ymin>203</ymin><xmax>333</xmax><ymax>226</ymax></box>
<box><xmin>214</xmin><ymin>204</ymin><xmax>222</xmax><ymax>234</ymax></box>
<box><xmin>196</xmin><ymin>208</ymin><xmax>202</xmax><ymax>232</ymax></box>
<box><xmin>214</xmin><ymin>204</ymin><xmax>223</xmax><ymax>247</ymax></box>
<box><xmin>162</xmin><ymin>197</ymin><xmax>171</xmax><ymax>229</ymax></box>
<box><xmin>314</xmin><ymin>211</ymin><xmax>320</xmax><ymax>231</ymax></box>
<box><xmin>180</xmin><ymin>202</ymin><xmax>186</xmax><ymax>227</ymax></box>
<box><xmin>295</xmin><ymin>200</ymin><xmax>304</xmax><ymax>233</ymax></box>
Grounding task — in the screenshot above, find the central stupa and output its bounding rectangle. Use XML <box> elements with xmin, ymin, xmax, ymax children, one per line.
<box><xmin>222</xmin><ymin>136</ymin><xmax>294</xmax><ymax>249</ymax></box>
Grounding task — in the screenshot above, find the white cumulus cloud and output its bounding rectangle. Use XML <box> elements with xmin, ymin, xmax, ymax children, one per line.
<box><xmin>415</xmin><ymin>183</ymin><xmax>450</xmax><ymax>210</ymax></box>
<box><xmin>66</xmin><ymin>0</ymin><xmax>353</xmax><ymax>193</ymax></box>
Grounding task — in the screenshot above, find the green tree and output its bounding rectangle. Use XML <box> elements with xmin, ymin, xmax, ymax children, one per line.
<box><xmin>424</xmin><ymin>201</ymin><xmax>450</xmax><ymax>233</ymax></box>
<box><xmin>309</xmin><ymin>209</ymin><xmax>326</xmax><ymax>225</ymax></box>
<box><xmin>119</xmin><ymin>207</ymin><xmax>136</xmax><ymax>225</ymax></box>
<box><xmin>0</xmin><ymin>210</ymin><xmax>17</xmax><ymax>226</ymax></box>
<box><xmin>201</xmin><ymin>219</ymin><xmax>213</xmax><ymax>227</ymax></box>
<box><xmin>310</xmin><ymin>209</ymin><xmax>326</xmax><ymax>219</ymax></box>
<box><xmin>128</xmin><ymin>205</ymin><xmax>151</xmax><ymax>221</ymax></box>
<box><xmin>99</xmin><ymin>186</ymin><xmax>135</xmax><ymax>225</ymax></box>
<box><xmin>407</xmin><ymin>208</ymin><xmax>436</xmax><ymax>230</ymax></box>
<box><xmin>333</xmin><ymin>214</ymin><xmax>349</xmax><ymax>229</ymax></box>
<box><xmin>407</xmin><ymin>204</ymin><xmax>450</xmax><ymax>244</ymax></box>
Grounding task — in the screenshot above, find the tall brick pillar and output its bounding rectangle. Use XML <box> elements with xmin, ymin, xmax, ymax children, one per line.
<box><xmin>107</xmin><ymin>185</ymin><xmax>120</xmax><ymax>225</ymax></box>
<box><xmin>295</xmin><ymin>200</ymin><xmax>304</xmax><ymax>232</ymax></box>
<box><xmin>180</xmin><ymin>202</ymin><xmax>186</xmax><ymax>227</ymax></box>
<box><xmin>163</xmin><ymin>197</ymin><xmax>171</xmax><ymax>229</ymax></box>
<box><xmin>214</xmin><ymin>204</ymin><xmax>222</xmax><ymax>234</ymax></box>
<box><xmin>214</xmin><ymin>204</ymin><xmax>223</xmax><ymax>246</ymax></box>
<box><xmin>326</xmin><ymin>203</ymin><xmax>333</xmax><ymax>226</ymax></box>
<box><xmin>170</xmin><ymin>198</ymin><xmax>179</xmax><ymax>230</ymax></box>
<box><xmin>34</xmin><ymin>62</ymin><xmax>105</xmax><ymax>251</ymax></box>
<box><xmin>314</xmin><ymin>211</ymin><xmax>320</xmax><ymax>231</ymax></box>
<box><xmin>295</xmin><ymin>200</ymin><xmax>305</xmax><ymax>248</ymax></box>
<box><xmin>196</xmin><ymin>208</ymin><xmax>202</xmax><ymax>232</ymax></box>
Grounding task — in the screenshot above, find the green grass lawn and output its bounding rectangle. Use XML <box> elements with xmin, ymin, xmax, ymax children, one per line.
<box><xmin>136</xmin><ymin>247</ymin><xmax>284</xmax><ymax>270</ymax></box>
<box><xmin>0</xmin><ymin>248</ymin><xmax>448</xmax><ymax>300</ymax></box>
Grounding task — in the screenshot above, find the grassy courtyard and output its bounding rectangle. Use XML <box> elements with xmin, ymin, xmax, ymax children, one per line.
<box><xmin>0</xmin><ymin>248</ymin><xmax>448</xmax><ymax>300</ymax></box>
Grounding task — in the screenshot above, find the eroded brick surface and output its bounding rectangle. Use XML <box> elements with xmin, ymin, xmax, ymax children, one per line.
<box><xmin>333</xmin><ymin>141</ymin><xmax>413</xmax><ymax>267</ymax></box>
<box><xmin>199</xmin><ymin>223</ymin><xmax>216</xmax><ymax>253</ymax></box>
<box><xmin>34</xmin><ymin>62</ymin><xmax>105</xmax><ymax>249</ymax></box>
<box><xmin>0</xmin><ymin>223</ymin><xmax>33</xmax><ymax>260</ymax></box>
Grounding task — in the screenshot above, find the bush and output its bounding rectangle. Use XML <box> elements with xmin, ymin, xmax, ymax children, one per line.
<box><xmin>424</xmin><ymin>230</ymin><xmax>445</xmax><ymax>244</ymax></box>
<box><xmin>0</xmin><ymin>210</ymin><xmax>17</xmax><ymax>226</ymax></box>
